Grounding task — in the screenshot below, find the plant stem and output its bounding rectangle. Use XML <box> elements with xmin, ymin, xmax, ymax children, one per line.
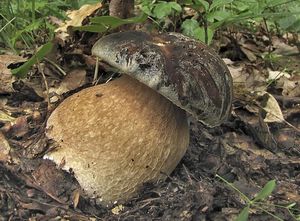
<box><xmin>216</xmin><ymin>174</ymin><xmax>251</xmax><ymax>204</ymax></box>
<box><xmin>32</xmin><ymin>0</ymin><xmax>35</xmax><ymax>23</ymax></box>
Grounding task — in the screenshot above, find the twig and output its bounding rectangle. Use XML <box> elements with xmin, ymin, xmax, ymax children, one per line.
<box><xmin>182</xmin><ymin>164</ymin><xmax>195</xmax><ymax>184</ymax></box>
<box><xmin>36</xmin><ymin>61</ymin><xmax>50</xmax><ymax>107</ymax></box>
<box><xmin>44</xmin><ymin>57</ymin><xmax>67</xmax><ymax>76</ymax></box>
<box><xmin>273</xmin><ymin>95</ymin><xmax>300</xmax><ymax>106</ymax></box>
<box><xmin>93</xmin><ymin>57</ymin><xmax>99</xmax><ymax>85</ymax></box>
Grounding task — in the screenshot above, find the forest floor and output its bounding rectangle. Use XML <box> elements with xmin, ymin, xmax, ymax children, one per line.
<box><xmin>0</xmin><ymin>7</ymin><xmax>299</xmax><ymax>221</ymax></box>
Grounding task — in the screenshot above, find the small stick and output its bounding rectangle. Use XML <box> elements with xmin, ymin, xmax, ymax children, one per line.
<box><xmin>93</xmin><ymin>57</ymin><xmax>99</xmax><ymax>85</ymax></box>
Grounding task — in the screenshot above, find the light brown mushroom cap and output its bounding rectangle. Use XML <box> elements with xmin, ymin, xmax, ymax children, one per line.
<box><xmin>92</xmin><ymin>31</ymin><xmax>233</xmax><ymax>127</ymax></box>
<box><xmin>46</xmin><ymin>75</ymin><xmax>189</xmax><ymax>203</ymax></box>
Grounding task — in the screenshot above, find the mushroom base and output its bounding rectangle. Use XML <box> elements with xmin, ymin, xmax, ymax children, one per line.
<box><xmin>46</xmin><ymin>75</ymin><xmax>189</xmax><ymax>204</ymax></box>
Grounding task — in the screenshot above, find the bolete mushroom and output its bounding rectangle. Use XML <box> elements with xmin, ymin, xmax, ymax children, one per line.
<box><xmin>45</xmin><ymin>31</ymin><xmax>233</xmax><ymax>204</ymax></box>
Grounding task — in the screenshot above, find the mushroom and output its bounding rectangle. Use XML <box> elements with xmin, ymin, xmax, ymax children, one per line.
<box><xmin>45</xmin><ymin>31</ymin><xmax>233</xmax><ymax>204</ymax></box>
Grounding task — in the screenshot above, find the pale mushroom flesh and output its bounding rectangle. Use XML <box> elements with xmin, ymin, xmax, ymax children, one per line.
<box><xmin>46</xmin><ymin>75</ymin><xmax>189</xmax><ymax>203</ymax></box>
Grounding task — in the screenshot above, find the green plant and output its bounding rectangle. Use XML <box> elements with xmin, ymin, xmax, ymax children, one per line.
<box><xmin>141</xmin><ymin>1</ymin><xmax>182</xmax><ymax>19</ymax></box>
<box><xmin>216</xmin><ymin>175</ymin><xmax>300</xmax><ymax>221</ymax></box>
<box><xmin>0</xmin><ymin>0</ymin><xmax>104</xmax><ymax>51</ymax></box>
<box><xmin>0</xmin><ymin>0</ymin><xmax>73</xmax><ymax>51</ymax></box>
<box><xmin>137</xmin><ymin>0</ymin><xmax>300</xmax><ymax>45</ymax></box>
<box><xmin>212</xmin><ymin>0</ymin><xmax>300</xmax><ymax>37</ymax></box>
<box><xmin>181</xmin><ymin>0</ymin><xmax>235</xmax><ymax>44</ymax></box>
<box><xmin>11</xmin><ymin>42</ymin><xmax>53</xmax><ymax>78</ymax></box>
<box><xmin>73</xmin><ymin>13</ymin><xmax>148</xmax><ymax>33</ymax></box>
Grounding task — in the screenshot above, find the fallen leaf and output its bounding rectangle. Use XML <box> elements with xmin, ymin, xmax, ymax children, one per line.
<box><xmin>240</xmin><ymin>47</ymin><xmax>257</xmax><ymax>62</ymax></box>
<box><xmin>0</xmin><ymin>55</ymin><xmax>26</xmax><ymax>93</ymax></box>
<box><xmin>0</xmin><ymin>132</ymin><xmax>11</xmax><ymax>162</ymax></box>
<box><xmin>0</xmin><ymin>63</ymin><xmax>15</xmax><ymax>93</ymax></box>
<box><xmin>267</xmin><ymin>69</ymin><xmax>291</xmax><ymax>81</ymax></box>
<box><xmin>277</xmin><ymin>75</ymin><xmax>300</xmax><ymax>97</ymax></box>
<box><xmin>72</xmin><ymin>189</ymin><xmax>81</xmax><ymax>209</ymax></box>
<box><xmin>272</xmin><ymin>36</ymin><xmax>299</xmax><ymax>56</ymax></box>
<box><xmin>111</xmin><ymin>204</ymin><xmax>124</xmax><ymax>215</ymax></box>
<box><xmin>224</xmin><ymin>132</ymin><xmax>277</xmax><ymax>160</ymax></box>
<box><xmin>256</xmin><ymin>92</ymin><xmax>284</xmax><ymax>123</ymax></box>
<box><xmin>0</xmin><ymin>54</ymin><xmax>26</xmax><ymax>66</ymax></box>
<box><xmin>277</xmin><ymin>181</ymin><xmax>300</xmax><ymax>203</ymax></box>
<box><xmin>7</xmin><ymin>116</ymin><xmax>30</xmax><ymax>138</ymax></box>
<box><xmin>55</xmin><ymin>3</ymin><xmax>102</xmax><ymax>41</ymax></box>
<box><xmin>55</xmin><ymin>69</ymin><xmax>87</xmax><ymax>95</ymax></box>
<box><xmin>228</xmin><ymin>64</ymin><xmax>247</xmax><ymax>84</ymax></box>
<box><xmin>245</xmin><ymin>68</ymin><xmax>266</xmax><ymax>91</ymax></box>
<box><xmin>257</xmin><ymin>112</ymin><xmax>278</xmax><ymax>151</ymax></box>
<box><xmin>0</xmin><ymin>110</ymin><xmax>16</xmax><ymax>123</ymax></box>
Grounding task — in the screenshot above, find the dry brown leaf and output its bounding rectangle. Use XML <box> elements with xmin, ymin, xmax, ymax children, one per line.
<box><xmin>56</xmin><ymin>69</ymin><xmax>86</xmax><ymax>95</ymax></box>
<box><xmin>0</xmin><ymin>54</ymin><xmax>26</xmax><ymax>66</ymax></box>
<box><xmin>225</xmin><ymin>59</ymin><xmax>249</xmax><ymax>97</ymax></box>
<box><xmin>272</xmin><ymin>36</ymin><xmax>299</xmax><ymax>55</ymax></box>
<box><xmin>277</xmin><ymin>76</ymin><xmax>300</xmax><ymax>97</ymax></box>
<box><xmin>240</xmin><ymin>47</ymin><xmax>257</xmax><ymax>62</ymax></box>
<box><xmin>277</xmin><ymin>181</ymin><xmax>300</xmax><ymax>203</ymax></box>
<box><xmin>0</xmin><ymin>110</ymin><xmax>16</xmax><ymax>123</ymax></box>
<box><xmin>0</xmin><ymin>55</ymin><xmax>26</xmax><ymax>93</ymax></box>
<box><xmin>0</xmin><ymin>62</ymin><xmax>14</xmax><ymax>94</ymax></box>
<box><xmin>267</xmin><ymin>69</ymin><xmax>290</xmax><ymax>81</ymax></box>
<box><xmin>55</xmin><ymin>2</ymin><xmax>102</xmax><ymax>40</ymax></box>
<box><xmin>48</xmin><ymin>69</ymin><xmax>87</xmax><ymax>103</ymax></box>
<box><xmin>239</xmin><ymin>41</ymin><xmax>263</xmax><ymax>62</ymax></box>
<box><xmin>257</xmin><ymin>111</ymin><xmax>278</xmax><ymax>150</ymax></box>
<box><xmin>256</xmin><ymin>92</ymin><xmax>284</xmax><ymax>123</ymax></box>
<box><xmin>0</xmin><ymin>132</ymin><xmax>11</xmax><ymax>162</ymax></box>
<box><xmin>71</xmin><ymin>189</ymin><xmax>81</xmax><ymax>209</ymax></box>
<box><xmin>245</xmin><ymin>68</ymin><xmax>266</xmax><ymax>91</ymax></box>
<box><xmin>227</xmin><ymin>64</ymin><xmax>247</xmax><ymax>84</ymax></box>
<box><xmin>111</xmin><ymin>204</ymin><xmax>124</xmax><ymax>215</ymax></box>
<box><xmin>224</xmin><ymin>132</ymin><xmax>277</xmax><ymax>160</ymax></box>
<box><xmin>9</xmin><ymin>116</ymin><xmax>30</xmax><ymax>138</ymax></box>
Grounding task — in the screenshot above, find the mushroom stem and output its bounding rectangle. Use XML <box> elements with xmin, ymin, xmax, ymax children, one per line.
<box><xmin>46</xmin><ymin>75</ymin><xmax>189</xmax><ymax>203</ymax></box>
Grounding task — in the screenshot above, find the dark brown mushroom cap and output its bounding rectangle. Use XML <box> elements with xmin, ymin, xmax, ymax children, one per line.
<box><xmin>92</xmin><ymin>31</ymin><xmax>233</xmax><ymax>127</ymax></box>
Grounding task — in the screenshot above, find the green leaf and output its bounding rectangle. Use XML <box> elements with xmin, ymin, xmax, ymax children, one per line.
<box><xmin>169</xmin><ymin>2</ymin><xmax>182</xmax><ymax>12</ymax></box>
<box><xmin>210</xmin><ymin>0</ymin><xmax>234</xmax><ymax>11</ymax></box>
<box><xmin>286</xmin><ymin>203</ymin><xmax>296</xmax><ymax>209</ymax></box>
<box><xmin>153</xmin><ymin>2</ymin><xmax>182</xmax><ymax>19</ymax></box>
<box><xmin>72</xmin><ymin>24</ymin><xmax>108</xmax><ymax>33</ymax></box>
<box><xmin>207</xmin><ymin>10</ymin><xmax>231</xmax><ymax>22</ymax></box>
<box><xmin>265</xmin><ymin>0</ymin><xmax>288</xmax><ymax>8</ymax></box>
<box><xmin>11</xmin><ymin>42</ymin><xmax>53</xmax><ymax>78</ymax></box>
<box><xmin>194</xmin><ymin>26</ymin><xmax>214</xmax><ymax>44</ymax></box>
<box><xmin>253</xmin><ymin>180</ymin><xmax>276</xmax><ymax>202</ymax></box>
<box><xmin>90</xmin><ymin>13</ymin><xmax>147</xmax><ymax>29</ymax></box>
<box><xmin>181</xmin><ymin>19</ymin><xmax>214</xmax><ymax>44</ymax></box>
<box><xmin>78</xmin><ymin>0</ymin><xmax>100</xmax><ymax>8</ymax></box>
<box><xmin>11</xmin><ymin>19</ymin><xmax>42</xmax><ymax>46</ymax></box>
<box><xmin>140</xmin><ymin>0</ymin><xmax>154</xmax><ymax>15</ymax></box>
<box><xmin>232</xmin><ymin>1</ymin><xmax>250</xmax><ymax>12</ymax></box>
<box><xmin>235</xmin><ymin>206</ymin><xmax>249</xmax><ymax>221</ymax></box>
<box><xmin>194</xmin><ymin>0</ymin><xmax>209</xmax><ymax>11</ymax></box>
<box><xmin>277</xmin><ymin>15</ymin><xmax>300</xmax><ymax>32</ymax></box>
<box><xmin>181</xmin><ymin>19</ymin><xmax>199</xmax><ymax>36</ymax></box>
<box><xmin>141</xmin><ymin>4</ymin><xmax>153</xmax><ymax>15</ymax></box>
<box><xmin>182</xmin><ymin>0</ymin><xmax>193</xmax><ymax>4</ymax></box>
